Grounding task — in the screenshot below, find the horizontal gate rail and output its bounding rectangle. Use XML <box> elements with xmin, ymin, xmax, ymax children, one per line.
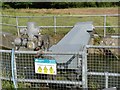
<box><xmin>17</xmin><ymin>79</ymin><xmax>82</xmax><ymax>85</ymax></box>
<box><xmin>88</xmin><ymin>72</ymin><xmax>120</xmax><ymax>77</ymax></box>
<box><xmin>86</xmin><ymin>45</ymin><xmax>120</xmax><ymax>48</ymax></box>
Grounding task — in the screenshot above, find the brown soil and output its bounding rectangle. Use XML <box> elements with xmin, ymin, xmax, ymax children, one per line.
<box><xmin>19</xmin><ymin>8</ymin><xmax>118</xmax><ymax>15</ymax></box>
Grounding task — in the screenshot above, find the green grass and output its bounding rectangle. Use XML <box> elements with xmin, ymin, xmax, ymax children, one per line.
<box><xmin>1</xmin><ymin>8</ymin><xmax>118</xmax><ymax>33</ymax></box>
<box><xmin>1</xmin><ymin>8</ymin><xmax>119</xmax><ymax>89</ymax></box>
<box><xmin>1</xmin><ymin>15</ymin><xmax>118</xmax><ymax>35</ymax></box>
<box><xmin>2</xmin><ymin>16</ymin><xmax>118</xmax><ymax>46</ymax></box>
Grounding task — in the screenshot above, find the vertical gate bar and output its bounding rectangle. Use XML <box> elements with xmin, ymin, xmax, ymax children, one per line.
<box><xmin>105</xmin><ymin>72</ymin><xmax>109</xmax><ymax>88</ymax></box>
<box><xmin>11</xmin><ymin>48</ymin><xmax>18</xmax><ymax>89</ymax></box>
<box><xmin>82</xmin><ymin>47</ymin><xmax>88</xmax><ymax>89</ymax></box>
<box><xmin>104</xmin><ymin>15</ymin><xmax>107</xmax><ymax>37</ymax></box>
<box><xmin>0</xmin><ymin>52</ymin><xmax>2</xmax><ymax>90</ymax></box>
<box><xmin>14</xmin><ymin>50</ymin><xmax>18</xmax><ymax>88</ymax></box>
<box><xmin>0</xmin><ymin>14</ymin><xmax>2</xmax><ymax>89</ymax></box>
<box><xmin>16</xmin><ymin>16</ymin><xmax>19</xmax><ymax>36</ymax></box>
<box><xmin>0</xmin><ymin>78</ymin><xmax>1</xmax><ymax>90</ymax></box>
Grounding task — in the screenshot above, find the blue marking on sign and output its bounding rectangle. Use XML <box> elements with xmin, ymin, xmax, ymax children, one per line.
<box><xmin>35</xmin><ymin>58</ymin><xmax>56</xmax><ymax>64</ymax></box>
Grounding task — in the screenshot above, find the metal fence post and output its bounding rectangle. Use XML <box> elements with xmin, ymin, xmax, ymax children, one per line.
<box><xmin>105</xmin><ymin>72</ymin><xmax>109</xmax><ymax>88</ymax></box>
<box><xmin>11</xmin><ymin>48</ymin><xmax>18</xmax><ymax>89</ymax></box>
<box><xmin>82</xmin><ymin>47</ymin><xmax>88</xmax><ymax>89</ymax></box>
<box><xmin>16</xmin><ymin>16</ymin><xmax>19</xmax><ymax>36</ymax></box>
<box><xmin>104</xmin><ymin>15</ymin><xmax>107</xmax><ymax>37</ymax></box>
<box><xmin>54</xmin><ymin>16</ymin><xmax>57</xmax><ymax>43</ymax></box>
<box><xmin>53</xmin><ymin>16</ymin><xmax>57</xmax><ymax>34</ymax></box>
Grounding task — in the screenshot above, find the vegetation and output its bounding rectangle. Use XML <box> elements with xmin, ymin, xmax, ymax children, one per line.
<box><xmin>2</xmin><ymin>2</ymin><xmax>119</xmax><ymax>9</ymax></box>
<box><xmin>1</xmin><ymin>7</ymin><xmax>118</xmax><ymax>44</ymax></box>
<box><xmin>1</xmin><ymin>3</ymin><xmax>119</xmax><ymax>89</ymax></box>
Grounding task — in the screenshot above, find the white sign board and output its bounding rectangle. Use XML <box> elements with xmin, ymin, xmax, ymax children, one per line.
<box><xmin>35</xmin><ymin>58</ymin><xmax>57</xmax><ymax>75</ymax></box>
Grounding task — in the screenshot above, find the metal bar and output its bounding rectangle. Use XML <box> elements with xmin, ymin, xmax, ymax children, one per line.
<box><xmin>104</xmin><ymin>15</ymin><xmax>107</xmax><ymax>37</ymax></box>
<box><xmin>1</xmin><ymin>71</ymin><xmax>120</xmax><ymax>81</ymax></box>
<box><xmin>0</xmin><ymin>50</ymin><xmax>12</xmax><ymax>53</ymax></box>
<box><xmin>17</xmin><ymin>25</ymin><xmax>120</xmax><ymax>28</ymax></box>
<box><xmin>111</xmin><ymin>36</ymin><xmax>120</xmax><ymax>38</ymax></box>
<box><xmin>1</xmin><ymin>14</ymin><xmax>119</xmax><ymax>18</ymax></box>
<box><xmin>0</xmin><ymin>23</ymin><xmax>17</xmax><ymax>27</ymax></box>
<box><xmin>0</xmin><ymin>15</ymin><xmax>16</xmax><ymax>18</ymax></box>
<box><xmin>0</xmin><ymin>15</ymin><xmax>53</xmax><ymax>18</ymax></box>
<box><xmin>56</xmin><ymin>14</ymin><xmax>120</xmax><ymax>17</ymax></box>
<box><xmin>82</xmin><ymin>49</ymin><xmax>88</xmax><ymax>88</ymax></box>
<box><xmin>102</xmin><ymin>87</ymin><xmax>117</xmax><ymax>90</ymax></box>
<box><xmin>95</xmin><ymin>26</ymin><xmax>120</xmax><ymax>28</ymax></box>
<box><xmin>14</xmin><ymin>50</ymin><xmax>83</xmax><ymax>55</ymax></box>
<box><xmin>54</xmin><ymin>16</ymin><xmax>57</xmax><ymax>44</ymax></box>
<box><xmin>17</xmin><ymin>79</ymin><xmax>82</xmax><ymax>85</ymax></box>
<box><xmin>11</xmin><ymin>48</ymin><xmax>18</xmax><ymax>88</ymax></box>
<box><xmin>0</xmin><ymin>49</ymin><xmax>83</xmax><ymax>54</ymax></box>
<box><xmin>53</xmin><ymin>16</ymin><xmax>57</xmax><ymax>33</ymax></box>
<box><xmin>86</xmin><ymin>45</ymin><xmax>120</xmax><ymax>48</ymax></box>
<box><xmin>16</xmin><ymin>16</ymin><xmax>19</xmax><ymax>36</ymax></box>
<box><xmin>0</xmin><ymin>51</ymin><xmax>2</xmax><ymax>90</ymax></box>
<box><xmin>18</xmin><ymin>25</ymin><xmax>73</xmax><ymax>28</ymax></box>
<box><xmin>88</xmin><ymin>72</ymin><xmax>120</xmax><ymax>76</ymax></box>
<box><xmin>0</xmin><ymin>75</ymin><xmax>1</xmax><ymax>89</ymax></box>
<box><xmin>0</xmin><ymin>77</ymin><xmax>82</xmax><ymax>85</ymax></box>
<box><xmin>105</xmin><ymin>72</ymin><xmax>108</xmax><ymax>88</ymax></box>
<box><xmin>0</xmin><ymin>45</ymin><xmax>119</xmax><ymax>53</ymax></box>
<box><xmin>15</xmin><ymin>16</ymin><xmax>54</xmax><ymax>18</ymax></box>
<box><xmin>0</xmin><ymin>77</ymin><xmax>12</xmax><ymax>81</ymax></box>
<box><xmin>77</xmin><ymin>52</ymin><xmax>82</xmax><ymax>69</ymax></box>
<box><xmin>14</xmin><ymin>51</ymin><xmax>18</xmax><ymax>88</ymax></box>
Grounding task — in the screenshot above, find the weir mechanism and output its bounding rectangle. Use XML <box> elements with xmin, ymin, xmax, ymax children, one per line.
<box><xmin>12</xmin><ymin>22</ymin><xmax>117</xmax><ymax>89</ymax></box>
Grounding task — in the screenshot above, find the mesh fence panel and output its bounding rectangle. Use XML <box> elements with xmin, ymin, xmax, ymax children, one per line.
<box><xmin>0</xmin><ymin>46</ymin><xmax>120</xmax><ymax>89</ymax></box>
<box><xmin>15</xmin><ymin>51</ymin><xmax>82</xmax><ymax>89</ymax></box>
<box><xmin>1</xmin><ymin>51</ymin><xmax>12</xmax><ymax>78</ymax></box>
<box><xmin>87</xmin><ymin>47</ymin><xmax>120</xmax><ymax>89</ymax></box>
<box><xmin>0</xmin><ymin>51</ymin><xmax>14</xmax><ymax>89</ymax></box>
<box><xmin>108</xmin><ymin>76</ymin><xmax>119</xmax><ymax>88</ymax></box>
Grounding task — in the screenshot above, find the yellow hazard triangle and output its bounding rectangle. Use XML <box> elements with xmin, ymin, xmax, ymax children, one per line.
<box><xmin>49</xmin><ymin>66</ymin><xmax>54</xmax><ymax>74</ymax></box>
<box><xmin>44</xmin><ymin>66</ymin><xmax>48</xmax><ymax>74</ymax></box>
<box><xmin>37</xmin><ymin>66</ymin><xmax>42</xmax><ymax>73</ymax></box>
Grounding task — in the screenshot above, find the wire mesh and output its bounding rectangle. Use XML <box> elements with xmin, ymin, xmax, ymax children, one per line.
<box><xmin>0</xmin><ymin>14</ymin><xmax>119</xmax><ymax>90</ymax></box>
<box><xmin>1</xmin><ymin>51</ymin><xmax>11</xmax><ymax>79</ymax></box>
<box><xmin>0</xmin><ymin>46</ymin><xmax>120</xmax><ymax>89</ymax></box>
<box><xmin>0</xmin><ymin>51</ymin><xmax>14</xmax><ymax>89</ymax></box>
<box><xmin>108</xmin><ymin>76</ymin><xmax>119</xmax><ymax>88</ymax></box>
<box><xmin>15</xmin><ymin>51</ymin><xmax>82</xmax><ymax>89</ymax></box>
<box><xmin>87</xmin><ymin>46</ymin><xmax>120</xmax><ymax>89</ymax></box>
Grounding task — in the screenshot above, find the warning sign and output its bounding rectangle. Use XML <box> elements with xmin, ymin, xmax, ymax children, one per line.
<box><xmin>35</xmin><ymin>58</ymin><xmax>57</xmax><ymax>75</ymax></box>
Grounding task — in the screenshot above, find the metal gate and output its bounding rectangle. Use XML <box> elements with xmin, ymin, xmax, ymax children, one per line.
<box><xmin>0</xmin><ymin>49</ymin><xmax>85</xmax><ymax>89</ymax></box>
<box><xmin>0</xmin><ymin>45</ymin><xmax>120</xmax><ymax>89</ymax></box>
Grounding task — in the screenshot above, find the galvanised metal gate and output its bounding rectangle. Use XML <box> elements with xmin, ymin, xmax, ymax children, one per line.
<box><xmin>0</xmin><ymin>49</ymin><xmax>84</xmax><ymax>89</ymax></box>
<box><xmin>0</xmin><ymin>46</ymin><xmax>120</xmax><ymax>89</ymax></box>
<box><xmin>87</xmin><ymin>46</ymin><xmax>120</xmax><ymax>89</ymax></box>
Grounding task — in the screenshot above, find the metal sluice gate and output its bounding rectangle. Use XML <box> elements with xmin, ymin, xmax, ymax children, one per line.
<box><xmin>49</xmin><ymin>21</ymin><xmax>94</xmax><ymax>69</ymax></box>
<box><xmin>8</xmin><ymin>21</ymin><xmax>94</xmax><ymax>89</ymax></box>
<box><xmin>1</xmin><ymin>21</ymin><xmax>119</xmax><ymax>89</ymax></box>
<box><xmin>33</xmin><ymin>21</ymin><xmax>94</xmax><ymax>88</ymax></box>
